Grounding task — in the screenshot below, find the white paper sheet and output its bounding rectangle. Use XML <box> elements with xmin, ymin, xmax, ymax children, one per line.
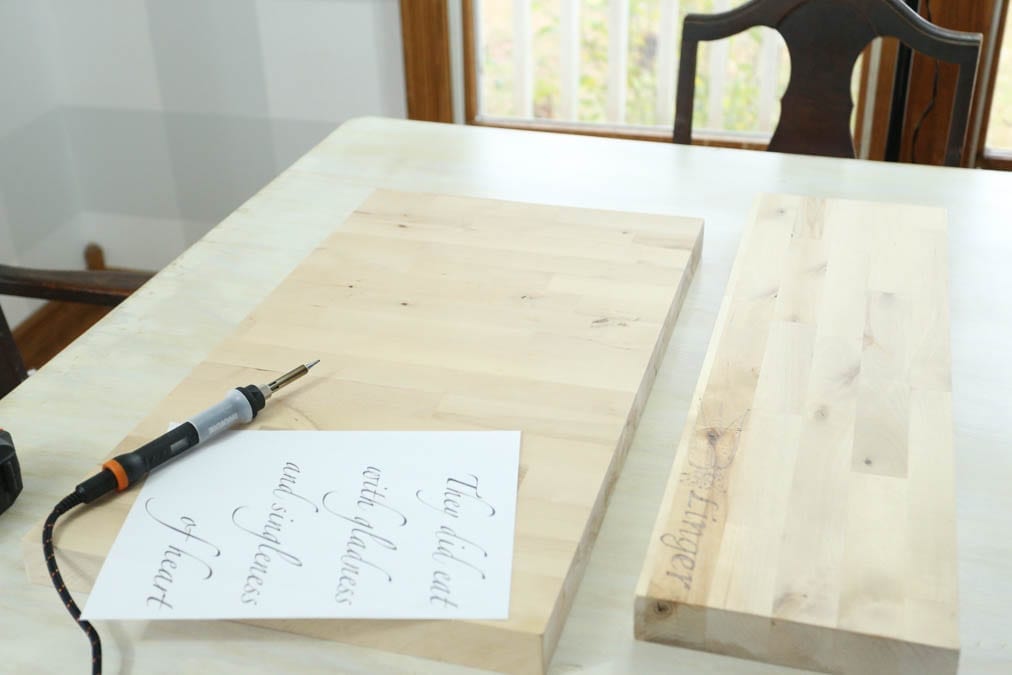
<box><xmin>82</xmin><ymin>430</ymin><xmax>521</xmax><ymax>621</ymax></box>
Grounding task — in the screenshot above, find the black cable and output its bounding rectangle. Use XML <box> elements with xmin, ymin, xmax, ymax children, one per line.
<box><xmin>37</xmin><ymin>364</ymin><xmax>315</xmax><ymax>674</ymax></box>
<box><xmin>43</xmin><ymin>492</ymin><xmax>102</xmax><ymax>675</ymax></box>
<box><xmin>910</xmin><ymin>0</ymin><xmax>939</xmax><ymax>164</ymax></box>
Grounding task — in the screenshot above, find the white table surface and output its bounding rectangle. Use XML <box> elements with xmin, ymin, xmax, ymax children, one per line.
<box><xmin>2</xmin><ymin>118</ymin><xmax>1010</xmax><ymax>674</ymax></box>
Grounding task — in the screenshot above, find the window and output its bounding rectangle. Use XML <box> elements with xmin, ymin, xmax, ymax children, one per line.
<box><xmin>397</xmin><ymin>1</ymin><xmax>1012</xmax><ymax>167</ymax></box>
<box><xmin>474</xmin><ymin>0</ymin><xmax>793</xmax><ymax>141</ymax></box>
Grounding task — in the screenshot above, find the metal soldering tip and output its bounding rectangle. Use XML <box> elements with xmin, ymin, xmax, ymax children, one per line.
<box><xmin>266</xmin><ymin>359</ymin><xmax>321</xmax><ymax>392</ymax></box>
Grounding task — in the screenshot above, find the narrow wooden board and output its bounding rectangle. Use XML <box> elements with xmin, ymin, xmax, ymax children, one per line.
<box><xmin>25</xmin><ymin>190</ymin><xmax>702</xmax><ymax>674</ymax></box>
<box><xmin>634</xmin><ymin>194</ymin><xmax>958</xmax><ymax>674</ymax></box>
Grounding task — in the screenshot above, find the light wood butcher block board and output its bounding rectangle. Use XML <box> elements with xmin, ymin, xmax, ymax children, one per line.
<box><xmin>25</xmin><ymin>190</ymin><xmax>702</xmax><ymax>674</ymax></box>
<box><xmin>634</xmin><ymin>194</ymin><xmax>958</xmax><ymax>674</ymax></box>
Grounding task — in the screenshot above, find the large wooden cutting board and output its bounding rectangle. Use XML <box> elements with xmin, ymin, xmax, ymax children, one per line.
<box><xmin>25</xmin><ymin>190</ymin><xmax>702</xmax><ymax>674</ymax></box>
<box><xmin>635</xmin><ymin>194</ymin><xmax>957</xmax><ymax>674</ymax></box>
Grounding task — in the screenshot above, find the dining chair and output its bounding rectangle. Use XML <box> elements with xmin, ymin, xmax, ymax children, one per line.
<box><xmin>673</xmin><ymin>0</ymin><xmax>982</xmax><ymax>166</ymax></box>
<box><xmin>0</xmin><ymin>245</ymin><xmax>152</xmax><ymax>398</ymax></box>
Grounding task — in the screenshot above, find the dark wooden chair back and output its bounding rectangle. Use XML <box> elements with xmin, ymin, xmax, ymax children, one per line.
<box><xmin>0</xmin><ymin>304</ymin><xmax>28</xmax><ymax>399</ymax></box>
<box><xmin>674</xmin><ymin>0</ymin><xmax>982</xmax><ymax>166</ymax></box>
<box><xmin>0</xmin><ymin>254</ymin><xmax>152</xmax><ymax>398</ymax></box>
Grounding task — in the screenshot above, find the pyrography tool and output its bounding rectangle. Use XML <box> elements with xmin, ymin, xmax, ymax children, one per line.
<box><xmin>42</xmin><ymin>360</ymin><xmax>320</xmax><ymax>674</ymax></box>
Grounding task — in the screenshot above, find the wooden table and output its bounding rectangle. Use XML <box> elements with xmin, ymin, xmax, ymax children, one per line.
<box><xmin>3</xmin><ymin>118</ymin><xmax>1010</xmax><ymax>674</ymax></box>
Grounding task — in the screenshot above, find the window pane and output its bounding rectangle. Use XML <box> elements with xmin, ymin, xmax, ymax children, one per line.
<box><xmin>479</xmin><ymin>2</ymin><xmax>518</xmax><ymax>117</ymax></box>
<box><xmin>476</xmin><ymin>0</ymin><xmax>795</xmax><ymax>137</ymax></box>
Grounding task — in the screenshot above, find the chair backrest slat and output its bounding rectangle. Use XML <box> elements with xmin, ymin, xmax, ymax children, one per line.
<box><xmin>673</xmin><ymin>0</ymin><xmax>982</xmax><ymax>166</ymax></box>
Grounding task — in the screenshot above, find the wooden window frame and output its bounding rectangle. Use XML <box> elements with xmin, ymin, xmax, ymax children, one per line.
<box><xmin>400</xmin><ymin>0</ymin><xmax>454</xmax><ymax>122</ymax></box>
<box><xmin>981</xmin><ymin>148</ymin><xmax>1012</xmax><ymax>170</ymax></box>
<box><xmin>403</xmin><ymin>0</ymin><xmax>1011</xmax><ymax>167</ymax></box>
<box><xmin>976</xmin><ymin>0</ymin><xmax>1011</xmax><ymax>169</ymax></box>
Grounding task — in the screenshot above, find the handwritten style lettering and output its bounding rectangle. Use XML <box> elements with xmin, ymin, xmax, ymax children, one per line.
<box><xmin>143</xmin><ymin>498</ymin><xmax>221</xmax><ymax>611</ymax></box>
<box><xmin>659</xmin><ymin>490</ymin><xmax>721</xmax><ymax>591</ymax></box>
<box><xmin>424</xmin><ymin>474</ymin><xmax>497</xmax><ymax>610</ymax></box>
<box><xmin>236</xmin><ymin>462</ymin><xmax>309</xmax><ymax>606</ymax></box>
<box><xmin>428</xmin><ymin>523</ymin><xmax>488</xmax><ymax>608</ymax></box>
<box><xmin>429</xmin><ymin>569</ymin><xmax>456</xmax><ymax>608</ymax></box>
<box><xmin>273</xmin><ymin>461</ymin><xmax>319</xmax><ymax>512</ymax></box>
<box><xmin>324</xmin><ymin>466</ymin><xmax>406</xmax><ymax>606</ymax></box>
<box><xmin>416</xmin><ymin>474</ymin><xmax>496</xmax><ymax>519</ymax></box>
<box><xmin>432</xmin><ymin>524</ymin><xmax>487</xmax><ymax>579</ymax></box>
<box><xmin>356</xmin><ymin>465</ymin><xmax>407</xmax><ymax>526</ymax></box>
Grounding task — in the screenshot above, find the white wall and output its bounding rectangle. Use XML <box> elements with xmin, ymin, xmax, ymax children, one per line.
<box><xmin>0</xmin><ymin>0</ymin><xmax>406</xmax><ymax>326</ymax></box>
<box><xmin>0</xmin><ymin>0</ymin><xmax>85</xmax><ymax>325</ymax></box>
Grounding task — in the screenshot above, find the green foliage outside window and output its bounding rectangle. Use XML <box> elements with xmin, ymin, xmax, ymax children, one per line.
<box><xmin>478</xmin><ymin>1</ymin><xmax>1012</xmax><ymax>150</ymax></box>
<box><xmin>479</xmin><ymin>0</ymin><xmax>786</xmax><ymax>133</ymax></box>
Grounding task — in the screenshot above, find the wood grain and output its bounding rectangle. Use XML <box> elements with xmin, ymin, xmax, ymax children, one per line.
<box><xmin>400</xmin><ymin>0</ymin><xmax>454</xmax><ymax>123</ymax></box>
<box><xmin>28</xmin><ymin>189</ymin><xmax>702</xmax><ymax>675</ymax></box>
<box><xmin>7</xmin><ymin>118</ymin><xmax>1008</xmax><ymax>675</ymax></box>
<box><xmin>634</xmin><ymin>194</ymin><xmax>957</xmax><ymax>674</ymax></box>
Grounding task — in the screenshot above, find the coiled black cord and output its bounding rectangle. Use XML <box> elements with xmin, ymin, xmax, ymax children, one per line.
<box><xmin>42</xmin><ymin>492</ymin><xmax>102</xmax><ymax>674</ymax></box>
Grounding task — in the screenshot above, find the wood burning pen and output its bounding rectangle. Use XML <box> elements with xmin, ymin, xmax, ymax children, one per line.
<box><xmin>73</xmin><ymin>360</ymin><xmax>320</xmax><ymax>503</ymax></box>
